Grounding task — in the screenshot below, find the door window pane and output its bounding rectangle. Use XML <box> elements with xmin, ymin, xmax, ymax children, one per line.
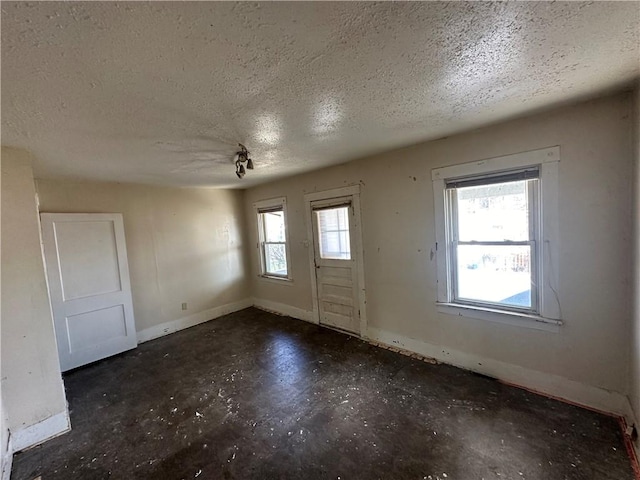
<box><xmin>456</xmin><ymin>244</ymin><xmax>531</xmax><ymax>308</ymax></box>
<box><xmin>316</xmin><ymin>207</ymin><xmax>351</xmax><ymax>260</ymax></box>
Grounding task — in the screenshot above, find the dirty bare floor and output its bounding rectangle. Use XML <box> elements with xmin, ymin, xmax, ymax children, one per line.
<box><xmin>12</xmin><ymin>308</ymin><xmax>636</xmax><ymax>480</ymax></box>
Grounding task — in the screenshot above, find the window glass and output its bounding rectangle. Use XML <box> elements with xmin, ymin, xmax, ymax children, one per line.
<box><xmin>451</xmin><ymin>177</ymin><xmax>537</xmax><ymax>311</ymax></box>
<box><xmin>456</xmin><ymin>180</ymin><xmax>529</xmax><ymax>242</ymax></box>
<box><xmin>263</xmin><ymin>211</ymin><xmax>286</xmax><ymax>242</ymax></box>
<box><xmin>263</xmin><ymin>242</ymin><xmax>287</xmax><ymax>276</ymax></box>
<box><xmin>456</xmin><ymin>244</ymin><xmax>532</xmax><ymax>308</ymax></box>
<box><xmin>316</xmin><ymin>207</ymin><xmax>351</xmax><ymax>260</ymax></box>
<box><xmin>258</xmin><ymin>208</ymin><xmax>288</xmax><ymax>277</ymax></box>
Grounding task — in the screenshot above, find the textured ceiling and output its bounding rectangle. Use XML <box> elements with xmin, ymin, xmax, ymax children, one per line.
<box><xmin>2</xmin><ymin>2</ymin><xmax>639</xmax><ymax>188</ymax></box>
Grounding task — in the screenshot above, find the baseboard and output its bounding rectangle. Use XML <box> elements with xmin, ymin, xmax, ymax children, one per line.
<box><xmin>368</xmin><ymin>326</ymin><xmax>633</xmax><ymax>419</ymax></box>
<box><xmin>136</xmin><ymin>298</ymin><xmax>253</xmax><ymax>344</ymax></box>
<box><xmin>1</xmin><ymin>435</ymin><xmax>12</xmax><ymax>480</ymax></box>
<box><xmin>11</xmin><ymin>411</ymin><xmax>70</xmax><ymax>453</ymax></box>
<box><xmin>252</xmin><ymin>298</ymin><xmax>316</xmax><ymax>323</ymax></box>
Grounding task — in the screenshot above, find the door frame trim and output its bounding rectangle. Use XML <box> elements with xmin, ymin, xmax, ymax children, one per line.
<box><xmin>304</xmin><ymin>185</ymin><xmax>367</xmax><ymax>338</ymax></box>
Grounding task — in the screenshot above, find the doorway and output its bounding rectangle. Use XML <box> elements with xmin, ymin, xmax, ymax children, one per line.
<box><xmin>305</xmin><ymin>186</ymin><xmax>366</xmax><ymax>337</ymax></box>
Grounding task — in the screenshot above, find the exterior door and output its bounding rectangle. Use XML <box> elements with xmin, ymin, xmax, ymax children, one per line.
<box><xmin>40</xmin><ymin>213</ymin><xmax>137</xmax><ymax>372</ymax></box>
<box><xmin>311</xmin><ymin>197</ymin><xmax>360</xmax><ymax>334</ymax></box>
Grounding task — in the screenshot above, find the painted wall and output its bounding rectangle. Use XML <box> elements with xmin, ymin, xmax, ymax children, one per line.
<box><xmin>1</xmin><ymin>148</ymin><xmax>69</xmax><ymax>443</ymax></box>
<box><xmin>1</xmin><ymin>396</ymin><xmax>10</xmax><ymax>480</ymax></box>
<box><xmin>36</xmin><ymin>179</ymin><xmax>250</xmax><ymax>340</ymax></box>
<box><xmin>631</xmin><ymin>84</ymin><xmax>640</xmax><ymax>441</ymax></box>
<box><xmin>0</xmin><ymin>150</ymin><xmax>7</xmax><ymax>480</ymax></box>
<box><xmin>244</xmin><ymin>93</ymin><xmax>634</xmax><ymax>410</ymax></box>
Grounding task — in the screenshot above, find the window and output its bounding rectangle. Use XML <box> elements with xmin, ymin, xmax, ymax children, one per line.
<box><xmin>432</xmin><ymin>147</ymin><xmax>561</xmax><ymax>327</ymax></box>
<box><xmin>256</xmin><ymin>198</ymin><xmax>290</xmax><ymax>279</ymax></box>
<box><xmin>315</xmin><ymin>206</ymin><xmax>351</xmax><ymax>260</ymax></box>
<box><xmin>448</xmin><ymin>170</ymin><xmax>538</xmax><ymax>311</ymax></box>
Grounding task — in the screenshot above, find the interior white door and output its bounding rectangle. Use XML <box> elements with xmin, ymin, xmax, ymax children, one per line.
<box><xmin>40</xmin><ymin>213</ymin><xmax>137</xmax><ymax>372</ymax></box>
<box><xmin>311</xmin><ymin>198</ymin><xmax>360</xmax><ymax>334</ymax></box>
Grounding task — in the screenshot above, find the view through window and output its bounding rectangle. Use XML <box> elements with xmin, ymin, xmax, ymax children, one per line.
<box><xmin>449</xmin><ymin>174</ymin><xmax>538</xmax><ymax>311</ymax></box>
<box><xmin>259</xmin><ymin>209</ymin><xmax>288</xmax><ymax>276</ymax></box>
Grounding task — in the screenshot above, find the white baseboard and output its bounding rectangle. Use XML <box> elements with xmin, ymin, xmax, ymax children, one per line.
<box><xmin>11</xmin><ymin>411</ymin><xmax>70</xmax><ymax>453</ymax></box>
<box><xmin>252</xmin><ymin>298</ymin><xmax>316</xmax><ymax>324</ymax></box>
<box><xmin>136</xmin><ymin>298</ymin><xmax>253</xmax><ymax>344</ymax></box>
<box><xmin>1</xmin><ymin>435</ymin><xmax>12</xmax><ymax>480</ymax></box>
<box><xmin>368</xmin><ymin>326</ymin><xmax>633</xmax><ymax>420</ymax></box>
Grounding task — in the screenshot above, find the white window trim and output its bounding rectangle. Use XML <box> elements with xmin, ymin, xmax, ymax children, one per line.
<box><xmin>254</xmin><ymin>196</ymin><xmax>292</xmax><ymax>282</ymax></box>
<box><xmin>432</xmin><ymin>146</ymin><xmax>562</xmax><ymax>329</ymax></box>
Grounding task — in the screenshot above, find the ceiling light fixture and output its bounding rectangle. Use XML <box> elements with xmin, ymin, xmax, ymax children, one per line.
<box><xmin>235</xmin><ymin>143</ymin><xmax>253</xmax><ymax>179</ymax></box>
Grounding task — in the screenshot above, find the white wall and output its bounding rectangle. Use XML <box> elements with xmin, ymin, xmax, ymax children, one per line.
<box><xmin>1</xmin><ymin>397</ymin><xmax>10</xmax><ymax>480</ymax></box>
<box><xmin>0</xmin><ymin>152</ymin><xmax>8</xmax><ymax>480</ymax></box>
<box><xmin>245</xmin><ymin>92</ymin><xmax>635</xmax><ymax>415</ymax></box>
<box><xmin>1</xmin><ymin>148</ymin><xmax>70</xmax><ymax>451</ymax></box>
<box><xmin>36</xmin><ymin>180</ymin><xmax>251</xmax><ymax>342</ymax></box>
<box><xmin>631</xmin><ymin>84</ymin><xmax>640</xmax><ymax>449</ymax></box>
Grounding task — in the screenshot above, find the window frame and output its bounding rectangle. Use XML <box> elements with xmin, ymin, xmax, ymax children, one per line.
<box><xmin>432</xmin><ymin>147</ymin><xmax>562</xmax><ymax>330</ymax></box>
<box><xmin>447</xmin><ymin>169</ymin><xmax>540</xmax><ymax>314</ymax></box>
<box><xmin>255</xmin><ymin>197</ymin><xmax>292</xmax><ymax>282</ymax></box>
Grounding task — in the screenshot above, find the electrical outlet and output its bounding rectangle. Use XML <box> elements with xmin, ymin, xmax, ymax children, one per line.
<box><xmin>181</xmin><ymin>302</ymin><xmax>188</xmax><ymax>311</ymax></box>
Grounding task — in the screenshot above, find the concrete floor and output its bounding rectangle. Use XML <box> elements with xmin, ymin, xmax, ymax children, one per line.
<box><xmin>12</xmin><ymin>308</ymin><xmax>636</xmax><ymax>479</ymax></box>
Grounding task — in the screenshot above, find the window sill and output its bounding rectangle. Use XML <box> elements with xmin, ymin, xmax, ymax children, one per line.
<box><xmin>258</xmin><ymin>274</ymin><xmax>293</xmax><ymax>286</ymax></box>
<box><xmin>436</xmin><ymin>302</ymin><xmax>562</xmax><ymax>332</ymax></box>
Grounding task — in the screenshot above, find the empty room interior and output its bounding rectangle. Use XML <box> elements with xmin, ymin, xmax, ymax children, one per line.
<box><xmin>2</xmin><ymin>2</ymin><xmax>640</xmax><ymax>479</ymax></box>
